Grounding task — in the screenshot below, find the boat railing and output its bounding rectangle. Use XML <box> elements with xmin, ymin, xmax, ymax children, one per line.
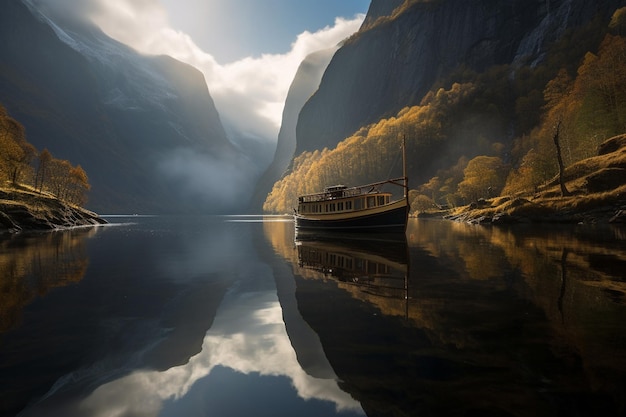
<box><xmin>298</xmin><ymin>177</ymin><xmax>406</xmax><ymax>203</ymax></box>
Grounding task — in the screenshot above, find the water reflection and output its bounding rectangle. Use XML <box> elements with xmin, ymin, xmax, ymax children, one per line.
<box><xmin>3</xmin><ymin>217</ymin><xmax>625</xmax><ymax>416</ymax></box>
<box><xmin>7</xmin><ymin>217</ymin><xmax>363</xmax><ymax>417</ymax></box>
<box><xmin>295</xmin><ymin>233</ymin><xmax>410</xmax><ymax>319</ymax></box>
<box><xmin>264</xmin><ymin>219</ymin><xmax>626</xmax><ymax>416</ymax></box>
<box><xmin>0</xmin><ymin>228</ymin><xmax>97</xmax><ymax>334</ymax></box>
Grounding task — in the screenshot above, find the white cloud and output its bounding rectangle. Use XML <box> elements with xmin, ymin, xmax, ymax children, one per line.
<box><xmin>74</xmin><ymin>0</ymin><xmax>364</xmax><ymax>143</ymax></box>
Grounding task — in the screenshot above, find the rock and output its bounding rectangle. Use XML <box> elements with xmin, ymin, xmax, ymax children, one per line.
<box><xmin>468</xmin><ymin>215</ymin><xmax>492</xmax><ymax>225</ymax></box>
<box><xmin>585</xmin><ymin>168</ymin><xmax>626</xmax><ymax>193</ymax></box>
<box><xmin>0</xmin><ymin>193</ymin><xmax>107</xmax><ymax>235</ymax></box>
<box><xmin>492</xmin><ymin>213</ymin><xmax>520</xmax><ymax>224</ymax></box>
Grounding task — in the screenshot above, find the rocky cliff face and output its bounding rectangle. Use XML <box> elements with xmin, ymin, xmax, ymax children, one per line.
<box><xmin>295</xmin><ymin>0</ymin><xmax>624</xmax><ymax>154</ymax></box>
<box><xmin>0</xmin><ymin>0</ymin><xmax>237</xmax><ymax>213</ymax></box>
<box><xmin>250</xmin><ymin>47</ymin><xmax>338</xmax><ymax>211</ymax></box>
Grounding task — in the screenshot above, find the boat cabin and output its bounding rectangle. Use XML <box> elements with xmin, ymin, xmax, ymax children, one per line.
<box><xmin>297</xmin><ymin>184</ymin><xmax>393</xmax><ymax>215</ymax></box>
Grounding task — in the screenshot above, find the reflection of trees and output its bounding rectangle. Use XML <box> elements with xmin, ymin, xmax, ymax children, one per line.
<box><xmin>0</xmin><ymin>228</ymin><xmax>95</xmax><ymax>333</ymax></box>
<box><xmin>409</xmin><ymin>219</ymin><xmax>626</xmax><ymax>411</ymax></box>
<box><xmin>265</xmin><ymin>218</ymin><xmax>626</xmax><ymax>416</ymax></box>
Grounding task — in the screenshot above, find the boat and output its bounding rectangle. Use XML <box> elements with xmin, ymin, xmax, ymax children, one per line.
<box><xmin>294</xmin><ymin>138</ymin><xmax>409</xmax><ymax>233</ymax></box>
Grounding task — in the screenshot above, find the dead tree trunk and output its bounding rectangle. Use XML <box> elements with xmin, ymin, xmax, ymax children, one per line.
<box><xmin>553</xmin><ymin>120</ymin><xmax>571</xmax><ymax>197</ymax></box>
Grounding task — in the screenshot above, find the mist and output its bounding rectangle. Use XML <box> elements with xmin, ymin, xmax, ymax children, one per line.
<box><xmin>157</xmin><ymin>148</ymin><xmax>261</xmax><ymax>214</ymax></box>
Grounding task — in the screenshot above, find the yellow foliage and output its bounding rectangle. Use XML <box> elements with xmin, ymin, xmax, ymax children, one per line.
<box><xmin>0</xmin><ymin>103</ymin><xmax>91</xmax><ymax>205</ymax></box>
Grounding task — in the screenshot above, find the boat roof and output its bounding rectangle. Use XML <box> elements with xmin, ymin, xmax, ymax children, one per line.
<box><xmin>298</xmin><ymin>177</ymin><xmax>405</xmax><ymax>201</ymax></box>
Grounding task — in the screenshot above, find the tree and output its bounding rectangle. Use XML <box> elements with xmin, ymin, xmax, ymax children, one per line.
<box><xmin>67</xmin><ymin>165</ymin><xmax>90</xmax><ymax>205</ymax></box>
<box><xmin>583</xmin><ymin>35</ymin><xmax>626</xmax><ymax>134</ymax></box>
<box><xmin>35</xmin><ymin>148</ymin><xmax>53</xmax><ymax>193</ymax></box>
<box><xmin>0</xmin><ymin>117</ymin><xmax>35</xmax><ymax>185</ymax></box>
<box><xmin>552</xmin><ymin>120</ymin><xmax>571</xmax><ymax>197</ymax></box>
<box><xmin>609</xmin><ymin>7</ymin><xmax>626</xmax><ymax>35</ymax></box>
<box><xmin>48</xmin><ymin>159</ymin><xmax>73</xmax><ymax>200</ymax></box>
<box><xmin>457</xmin><ymin>156</ymin><xmax>508</xmax><ymax>202</ymax></box>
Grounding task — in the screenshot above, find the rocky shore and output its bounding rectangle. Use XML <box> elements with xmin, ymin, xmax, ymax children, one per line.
<box><xmin>440</xmin><ymin>195</ymin><xmax>626</xmax><ymax>225</ymax></box>
<box><xmin>0</xmin><ymin>188</ymin><xmax>107</xmax><ymax>235</ymax></box>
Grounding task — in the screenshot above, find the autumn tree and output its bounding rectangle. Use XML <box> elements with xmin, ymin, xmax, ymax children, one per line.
<box><xmin>574</xmin><ymin>34</ymin><xmax>626</xmax><ymax>139</ymax></box>
<box><xmin>48</xmin><ymin>159</ymin><xmax>73</xmax><ymax>200</ymax></box>
<box><xmin>609</xmin><ymin>7</ymin><xmax>626</xmax><ymax>36</ymax></box>
<box><xmin>0</xmin><ymin>115</ymin><xmax>36</xmax><ymax>185</ymax></box>
<box><xmin>67</xmin><ymin>165</ymin><xmax>90</xmax><ymax>205</ymax></box>
<box><xmin>34</xmin><ymin>148</ymin><xmax>53</xmax><ymax>193</ymax></box>
<box><xmin>457</xmin><ymin>156</ymin><xmax>508</xmax><ymax>202</ymax></box>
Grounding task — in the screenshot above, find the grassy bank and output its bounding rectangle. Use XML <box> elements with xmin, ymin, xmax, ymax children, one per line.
<box><xmin>434</xmin><ymin>135</ymin><xmax>626</xmax><ymax>224</ymax></box>
<box><xmin>0</xmin><ymin>184</ymin><xmax>106</xmax><ymax>234</ymax></box>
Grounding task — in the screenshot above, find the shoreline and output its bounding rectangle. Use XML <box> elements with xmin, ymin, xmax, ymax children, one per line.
<box><xmin>0</xmin><ymin>189</ymin><xmax>107</xmax><ymax>235</ymax></box>
<box><xmin>416</xmin><ymin>192</ymin><xmax>626</xmax><ymax>225</ymax></box>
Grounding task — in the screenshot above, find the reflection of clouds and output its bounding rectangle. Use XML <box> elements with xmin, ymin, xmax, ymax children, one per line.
<box><xmin>26</xmin><ymin>259</ymin><xmax>362</xmax><ymax>417</ymax></box>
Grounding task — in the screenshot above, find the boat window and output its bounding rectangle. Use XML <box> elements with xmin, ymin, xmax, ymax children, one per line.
<box><xmin>367</xmin><ymin>196</ymin><xmax>376</xmax><ymax>208</ymax></box>
<box><xmin>346</xmin><ymin>201</ymin><xmax>352</xmax><ymax>210</ymax></box>
<box><xmin>378</xmin><ymin>196</ymin><xmax>385</xmax><ymax>206</ymax></box>
<box><xmin>354</xmin><ymin>198</ymin><xmax>362</xmax><ymax>210</ymax></box>
<box><xmin>338</xmin><ymin>202</ymin><xmax>344</xmax><ymax>211</ymax></box>
<box><xmin>386</xmin><ymin>196</ymin><xmax>390</xmax><ymax>204</ymax></box>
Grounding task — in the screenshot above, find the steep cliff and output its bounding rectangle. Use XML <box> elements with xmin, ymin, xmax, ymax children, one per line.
<box><xmin>250</xmin><ymin>47</ymin><xmax>338</xmax><ymax>211</ymax></box>
<box><xmin>0</xmin><ymin>0</ymin><xmax>237</xmax><ymax>213</ymax></box>
<box><xmin>295</xmin><ymin>0</ymin><xmax>624</xmax><ymax>154</ymax></box>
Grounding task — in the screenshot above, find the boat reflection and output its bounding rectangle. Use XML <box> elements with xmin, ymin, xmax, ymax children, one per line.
<box><xmin>266</xmin><ymin>219</ymin><xmax>626</xmax><ymax>417</ymax></box>
<box><xmin>295</xmin><ymin>232</ymin><xmax>410</xmax><ymax>314</ymax></box>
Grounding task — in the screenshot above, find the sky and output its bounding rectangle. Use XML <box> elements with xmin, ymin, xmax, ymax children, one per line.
<box><xmin>55</xmin><ymin>0</ymin><xmax>370</xmax><ymax>144</ymax></box>
<box><xmin>160</xmin><ymin>0</ymin><xmax>371</xmax><ymax>63</ymax></box>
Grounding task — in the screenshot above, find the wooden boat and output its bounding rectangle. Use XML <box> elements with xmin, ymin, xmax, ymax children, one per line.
<box><xmin>294</xmin><ymin>138</ymin><xmax>409</xmax><ymax>233</ymax></box>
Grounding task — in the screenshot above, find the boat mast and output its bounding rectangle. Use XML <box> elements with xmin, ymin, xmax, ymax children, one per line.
<box><xmin>402</xmin><ymin>134</ymin><xmax>408</xmax><ymax>199</ymax></box>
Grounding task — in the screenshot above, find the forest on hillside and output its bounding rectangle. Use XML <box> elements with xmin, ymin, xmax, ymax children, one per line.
<box><xmin>263</xmin><ymin>8</ymin><xmax>626</xmax><ymax>214</ymax></box>
<box><xmin>0</xmin><ymin>105</ymin><xmax>90</xmax><ymax>206</ymax></box>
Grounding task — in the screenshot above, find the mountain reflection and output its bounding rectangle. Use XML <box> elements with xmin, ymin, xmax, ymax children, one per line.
<box><xmin>0</xmin><ymin>228</ymin><xmax>96</xmax><ymax>333</ymax></box>
<box><xmin>17</xmin><ymin>217</ymin><xmax>363</xmax><ymax>417</ymax></box>
<box><xmin>266</xmin><ymin>219</ymin><xmax>626</xmax><ymax>416</ymax></box>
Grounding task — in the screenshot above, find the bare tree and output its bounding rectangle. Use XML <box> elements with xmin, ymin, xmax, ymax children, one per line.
<box><xmin>552</xmin><ymin>120</ymin><xmax>571</xmax><ymax>197</ymax></box>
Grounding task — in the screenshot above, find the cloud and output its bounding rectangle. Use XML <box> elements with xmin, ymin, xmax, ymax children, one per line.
<box><xmin>21</xmin><ymin>255</ymin><xmax>363</xmax><ymax>416</ymax></box>
<box><xmin>35</xmin><ymin>0</ymin><xmax>365</xmax><ymax>143</ymax></box>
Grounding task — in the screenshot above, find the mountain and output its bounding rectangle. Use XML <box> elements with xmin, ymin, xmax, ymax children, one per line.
<box><xmin>261</xmin><ymin>0</ymin><xmax>625</xmax><ymax>214</ymax></box>
<box><xmin>250</xmin><ymin>47</ymin><xmax>338</xmax><ymax>212</ymax></box>
<box><xmin>0</xmin><ymin>0</ymin><xmax>240</xmax><ymax>214</ymax></box>
<box><xmin>295</xmin><ymin>0</ymin><xmax>624</xmax><ymax>155</ymax></box>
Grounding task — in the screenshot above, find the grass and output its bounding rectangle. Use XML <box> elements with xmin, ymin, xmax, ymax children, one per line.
<box><xmin>446</xmin><ymin>134</ymin><xmax>626</xmax><ymax>223</ymax></box>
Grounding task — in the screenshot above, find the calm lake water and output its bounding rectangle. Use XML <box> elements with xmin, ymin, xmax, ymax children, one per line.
<box><xmin>1</xmin><ymin>216</ymin><xmax>625</xmax><ymax>417</ymax></box>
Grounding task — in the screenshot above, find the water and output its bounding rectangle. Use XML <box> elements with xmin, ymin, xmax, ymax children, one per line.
<box><xmin>1</xmin><ymin>216</ymin><xmax>625</xmax><ymax>417</ymax></box>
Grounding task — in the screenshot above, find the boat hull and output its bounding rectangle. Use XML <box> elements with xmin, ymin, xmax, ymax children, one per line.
<box><xmin>294</xmin><ymin>199</ymin><xmax>408</xmax><ymax>233</ymax></box>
